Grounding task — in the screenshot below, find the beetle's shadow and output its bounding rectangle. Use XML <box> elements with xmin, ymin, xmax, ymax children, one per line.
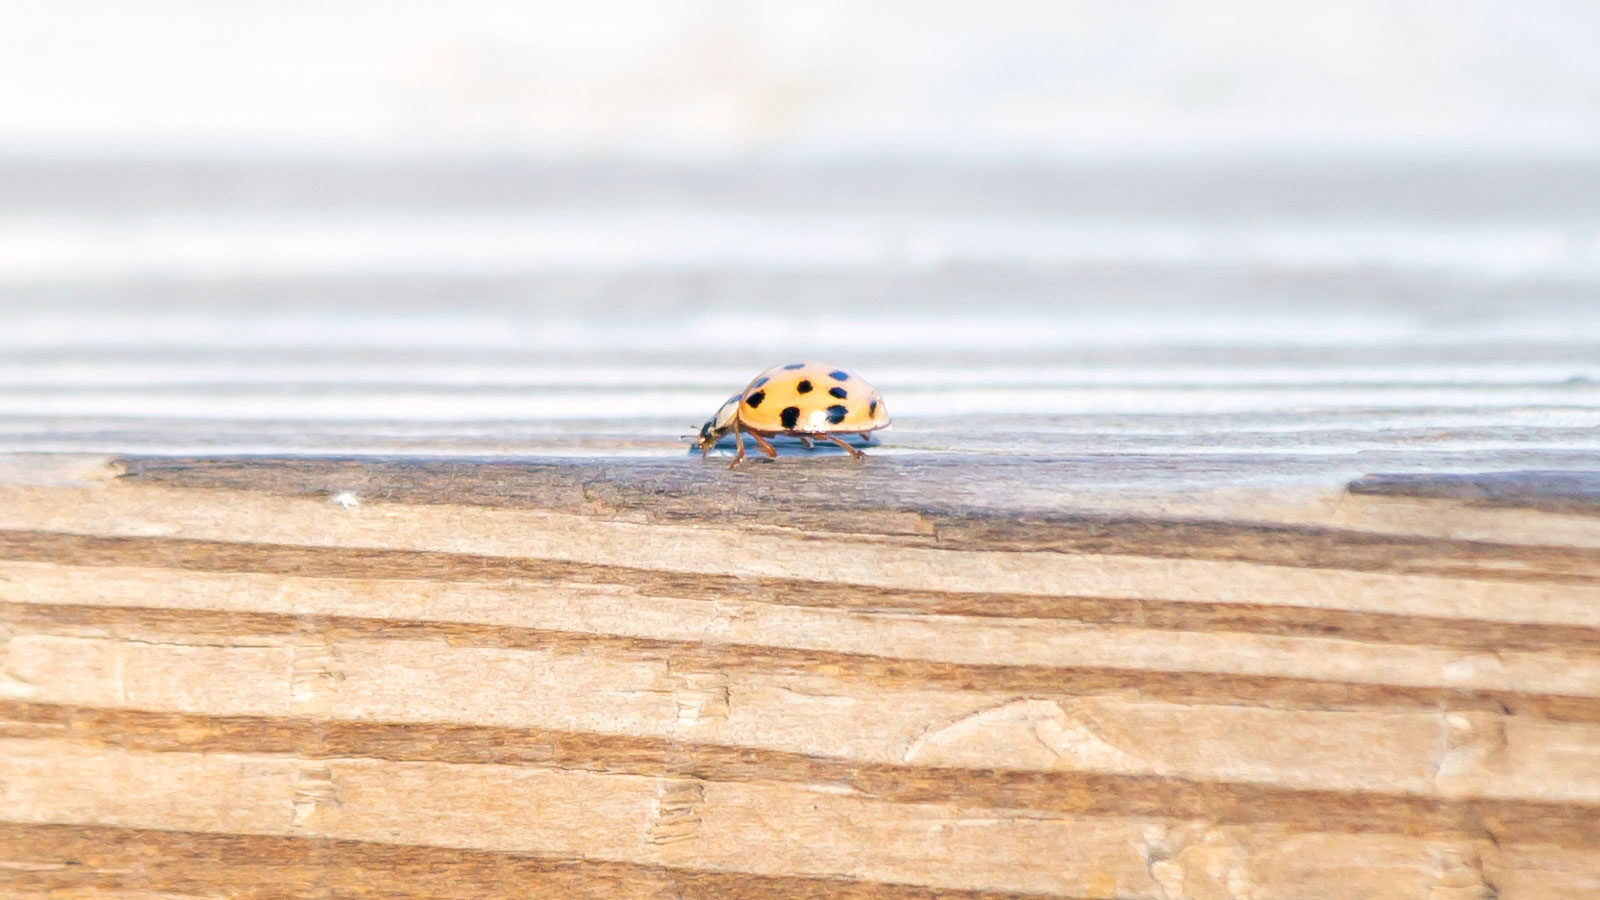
<box><xmin>683</xmin><ymin>433</ymin><xmax>878</xmax><ymax>458</ymax></box>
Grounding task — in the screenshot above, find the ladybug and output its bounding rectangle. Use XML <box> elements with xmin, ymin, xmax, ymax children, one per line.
<box><xmin>695</xmin><ymin>362</ymin><xmax>890</xmax><ymax>466</ymax></box>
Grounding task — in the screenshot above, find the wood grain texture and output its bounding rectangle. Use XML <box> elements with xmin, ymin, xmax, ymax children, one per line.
<box><xmin>2</xmin><ymin>453</ymin><xmax>1599</xmax><ymax>898</ymax></box>
<box><xmin>0</xmin><ymin>823</ymin><xmax>1048</xmax><ymax>900</ymax></box>
<box><xmin>1347</xmin><ymin>471</ymin><xmax>1600</xmax><ymax>514</ymax></box>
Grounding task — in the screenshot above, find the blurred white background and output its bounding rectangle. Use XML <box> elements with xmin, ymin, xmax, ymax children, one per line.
<box><xmin>1</xmin><ymin>0</ymin><xmax>1597</xmax><ymax>159</ymax></box>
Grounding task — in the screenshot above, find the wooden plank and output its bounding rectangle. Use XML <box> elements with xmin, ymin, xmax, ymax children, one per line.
<box><xmin>8</xmin><ymin>145</ymin><xmax>1600</xmax><ymax>897</ymax></box>
<box><xmin>3</xmin><ymin>454</ymin><xmax>1598</xmax><ymax>897</ymax></box>
<box><xmin>6</xmin><ymin>148</ymin><xmax>1600</xmax><ymax>898</ymax></box>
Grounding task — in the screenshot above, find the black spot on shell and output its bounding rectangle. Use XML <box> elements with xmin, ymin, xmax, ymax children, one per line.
<box><xmin>829</xmin><ymin>386</ymin><xmax>847</xmax><ymax>399</ymax></box>
<box><xmin>826</xmin><ymin>404</ymin><xmax>848</xmax><ymax>424</ymax></box>
<box><xmin>783</xmin><ymin>363</ymin><xmax>806</xmax><ymax>370</ymax></box>
<box><xmin>869</xmin><ymin>400</ymin><xmax>877</xmax><ymax>416</ymax></box>
<box><xmin>752</xmin><ymin>377</ymin><xmax>768</xmax><ymax>388</ymax></box>
<box><xmin>745</xmin><ymin>390</ymin><xmax>765</xmax><ymax>408</ymax></box>
<box><xmin>780</xmin><ymin>406</ymin><xmax>800</xmax><ymax>429</ymax></box>
<box><xmin>796</xmin><ymin>379</ymin><xmax>813</xmax><ymax>394</ymax></box>
<box><xmin>828</xmin><ymin>369</ymin><xmax>849</xmax><ymax>381</ymax></box>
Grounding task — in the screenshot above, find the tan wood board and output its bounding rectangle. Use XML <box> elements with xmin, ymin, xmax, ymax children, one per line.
<box><xmin>2</xmin><ymin>454</ymin><xmax>1598</xmax><ymax>898</ymax></box>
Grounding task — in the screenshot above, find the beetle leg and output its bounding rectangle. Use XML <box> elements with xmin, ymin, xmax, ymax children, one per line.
<box><xmin>747</xmin><ymin>429</ymin><xmax>779</xmax><ymax>459</ymax></box>
<box><xmin>798</xmin><ymin>435</ymin><xmax>815</xmax><ymax>450</ymax></box>
<box><xmin>729</xmin><ymin>424</ymin><xmax>746</xmax><ymax>468</ymax></box>
<box><xmin>826</xmin><ymin>434</ymin><xmax>866</xmax><ymax>459</ymax></box>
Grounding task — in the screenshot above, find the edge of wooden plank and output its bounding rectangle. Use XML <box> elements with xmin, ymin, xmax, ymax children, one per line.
<box><xmin>102</xmin><ymin>456</ymin><xmax>1600</xmax><ymax>582</ymax></box>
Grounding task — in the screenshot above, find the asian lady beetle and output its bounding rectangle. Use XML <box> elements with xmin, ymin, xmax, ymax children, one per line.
<box><xmin>695</xmin><ymin>362</ymin><xmax>890</xmax><ymax>467</ymax></box>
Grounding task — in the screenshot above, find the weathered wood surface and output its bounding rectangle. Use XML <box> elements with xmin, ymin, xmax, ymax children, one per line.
<box><xmin>4</xmin><ymin>158</ymin><xmax>1600</xmax><ymax>897</ymax></box>
<box><xmin>2</xmin><ymin>452</ymin><xmax>1599</xmax><ymax>899</ymax></box>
